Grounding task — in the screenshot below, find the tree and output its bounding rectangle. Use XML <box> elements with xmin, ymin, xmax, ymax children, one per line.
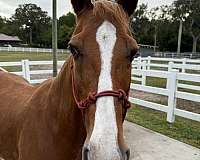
<box><xmin>131</xmin><ymin>4</ymin><xmax>154</xmax><ymax>45</ymax></box>
<box><xmin>187</xmin><ymin>0</ymin><xmax>200</xmax><ymax>53</ymax></box>
<box><xmin>131</xmin><ymin>2</ymin><xmax>199</xmax><ymax>53</ymax></box>
<box><xmin>59</xmin><ymin>12</ymin><xmax>76</xmax><ymax>28</ymax></box>
<box><xmin>148</xmin><ymin>5</ymin><xmax>175</xmax><ymax>52</ymax></box>
<box><xmin>58</xmin><ymin>13</ymin><xmax>76</xmax><ymax>48</ymax></box>
<box><xmin>173</xmin><ymin>0</ymin><xmax>200</xmax><ymax>53</ymax></box>
<box><xmin>11</xmin><ymin>3</ymin><xmax>51</xmax><ymax>46</ymax></box>
<box><xmin>0</xmin><ymin>16</ymin><xmax>4</xmax><ymax>32</ymax></box>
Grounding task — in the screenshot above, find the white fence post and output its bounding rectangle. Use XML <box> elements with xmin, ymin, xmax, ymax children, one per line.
<box><xmin>168</xmin><ymin>61</ymin><xmax>174</xmax><ymax>72</ymax></box>
<box><xmin>167</xmin><ymin>70</ymin><xmax>178</xmax><ymax>123</ymax></box>
<box><xmin>142</xmin><ymin>61</ymin><xmax>147</xmax><ymax>85</ymax></box>
<box><xmin>147</xmin><ymin>56</ymin><xmax>151</xmax><ymax>70</ymax></box>
<box><xmin>137</xmin><ymin>57</ymin><xmax>142</xmax><ymax>70</ymax></box>
<box><xmin>167</xmin><ymin>62</ymin><xmax>174</xmax><ymax>89</ymax></box>
<box><xmin>21</xmin><ymin>60</ymin><xmax>26</xmax><ymax>79</ymax></box>
<box><xmin>182</xmin><ymin>58</ymin><xmax>187</xmax><ymax>73</ymax></box>
<box><xmin>22</xmin><ymin>60</ymin><xmax>30</xmax><ymax>82</ymax></box>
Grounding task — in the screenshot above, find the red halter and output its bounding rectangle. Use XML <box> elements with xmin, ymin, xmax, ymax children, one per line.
<box><xmin>70</xmin><ymin>65</ymin><xmax>131</xmax><ymax>120</ymax></box>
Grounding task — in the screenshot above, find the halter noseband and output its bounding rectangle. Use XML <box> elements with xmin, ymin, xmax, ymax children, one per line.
<box><xmin>71</xmin><ymin>65</ymin><xmax>131</xmax><ymax>120</ymax></box>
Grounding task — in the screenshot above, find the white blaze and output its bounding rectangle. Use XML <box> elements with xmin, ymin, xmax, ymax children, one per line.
<box><xmin>89</xmin><ymin>21</ymin><xmax>120</xmax><ymax>159</ymax></box>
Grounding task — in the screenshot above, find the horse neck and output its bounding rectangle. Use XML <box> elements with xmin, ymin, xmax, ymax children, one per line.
<box><xmin>45</xmin><ymin>56</ymin><xmax>86</xmax><ymax>144</ymax></box>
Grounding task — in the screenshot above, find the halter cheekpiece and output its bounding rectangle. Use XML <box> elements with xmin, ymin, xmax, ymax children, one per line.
<box><xmin>70</xmin><ymin>64</ymin><xmax>131</xmax><ymax>119</ymax></box>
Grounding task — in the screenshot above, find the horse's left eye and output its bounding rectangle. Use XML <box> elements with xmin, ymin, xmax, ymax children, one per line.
<box><xmin>68</xmin><ymin>44</ymin><xmax>80</xmax><ymax>57</ymax></box>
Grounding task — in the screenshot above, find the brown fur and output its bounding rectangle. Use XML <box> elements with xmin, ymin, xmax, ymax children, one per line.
<box><xmin>0</xmin><ymin>0</ymin><xmax>138</xmax><ymax>159</ymax></box>
<box><xmin>0</xmin><ymin>58</ymin><xmax>86</xmax><ymax>160</ymax></box>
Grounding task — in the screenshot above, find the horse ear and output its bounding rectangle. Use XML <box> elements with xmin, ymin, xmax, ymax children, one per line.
<box><xmin>117</xmin><ymin>0</ymin><xmax>138</xmax><ymax>16</ymax></box>
<box><xmin>71</xmin><ymin>0</ymin><xmax>93</xmax><ymax>15</ymax></box>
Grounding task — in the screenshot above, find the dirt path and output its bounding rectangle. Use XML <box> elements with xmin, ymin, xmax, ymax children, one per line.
<box><xmin>130</xmin><ymin>90</ymin><xmax>200</xmax><ymax>114</ymax></box>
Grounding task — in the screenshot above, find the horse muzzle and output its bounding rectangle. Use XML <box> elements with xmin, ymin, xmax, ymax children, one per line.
<box><xmin>82</xmin><ymin>145</ymin><xmax>130</xmax><ymax>160</ymax></box>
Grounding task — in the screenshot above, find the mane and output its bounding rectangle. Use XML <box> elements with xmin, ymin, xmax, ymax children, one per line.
<box><xmin>92</xmin><ymin>1</ymin><xmax>130</xmax><ymax>30</ymax></box>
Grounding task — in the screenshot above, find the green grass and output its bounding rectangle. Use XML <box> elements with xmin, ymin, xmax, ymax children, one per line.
<box><xmin>126</xmin><ymin>105</ymin><xmax>200</xmax><ymax>149</ymax></box>
<box><xmin>146</xmin><ymin>77</ymin><xmax>167</xmax><ymax>88</ymax></box>
<box><xmin>178</xmin><ymin>80</ymin><xmax>200</xmax><ymax>94</ymax></box>
<box><xmin>0</xmin><ymin>52</ymin><xmax>68</xmax><ymax>62</ymax></box>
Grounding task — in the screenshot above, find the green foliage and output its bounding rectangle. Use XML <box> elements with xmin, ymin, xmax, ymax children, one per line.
<box><xmin>0</xmin><ymin>16</ymin><xmax>4</xmax><ymax>32</ymax></box>
<box><xmin>10</xmin><ymin>3</ymin><xmax>51</xmax><ymax>47</ymax></box>
<box><xmin>172</xmin><ymin>0</ymin><xmax>200</xmax><ymax>52</ymax></box>
<box><xmin>131</xmin><ymin>1</ymin><xmax>200</xmax><ymax>52</ymax></box>
<box><xmin>58</xmin><ymin>13</ymin><xmax>76</xmax><ymax>48</ymax></box>
<box><xmin>131</xmin><ymin>4</ymin><xmax>153</xmax><ymax>45</ymax></box>
<box><xmin>59</xmin><ymin>12</ymin><xmax>76</xmax><ymax>28</ymax></box>
<box><xmin>58</xmin><ymin>25</ymin><xmax>74</xmax><ymax>49</ymax></box>
<box><xmin>0</xmin><ymin>17</ymin><xmax>16</xmax><ymax>35</ymax></box>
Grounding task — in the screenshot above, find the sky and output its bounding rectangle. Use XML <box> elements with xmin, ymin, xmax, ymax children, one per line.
<box><xmin>0</xmin><ymin>0</ymin><xmax>174</xmax><ymax>18</ymax></box>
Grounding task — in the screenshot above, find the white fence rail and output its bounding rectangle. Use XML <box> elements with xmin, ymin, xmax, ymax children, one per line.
<box><xmin>0</xmin><ymin>59</ymin><xmax>199</xmax><ymax>123</ymax></box>
<box><xmin>152</xmin><ymin>52</ymin><xmax>200</xmax><ymax>59</ymax></box>
<box><xmin>0</xmin><ymin>60</ymin><xmax>65</xmax><ymax>84</ymax></box>
<box><xmin>133</xmin><ymin>56</ymin><xmax>200</xmax><ymax>74</ymax></box>
<box><xmin>0</xmin><ymin>47</ymin><xmax>68</xmax><ymax>53</ymax></box>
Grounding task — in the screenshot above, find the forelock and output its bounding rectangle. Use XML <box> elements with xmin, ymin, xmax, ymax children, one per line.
<box><xmin>92</xmin><ymin>1</ymin><xmax>129</xmax><ymax>29</ymax></box>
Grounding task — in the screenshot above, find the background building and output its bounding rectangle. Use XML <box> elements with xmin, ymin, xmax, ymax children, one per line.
<box><xmin>0</xmin><ymin>33</ymin><xmax>21</xmax><ymax>47</ymax></box>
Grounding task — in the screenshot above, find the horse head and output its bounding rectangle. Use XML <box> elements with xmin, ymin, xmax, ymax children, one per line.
<box><xmin>69</xmin><ymin>0</ymin><xmax>139</xmax><ymax>159</ymax></box>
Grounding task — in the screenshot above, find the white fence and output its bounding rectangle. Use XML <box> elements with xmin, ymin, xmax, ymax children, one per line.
<box><xmin>133</xmin><ymin>56</ymin><xmax>200</xmax><ymax>74</ymax></box>
<box><xmin>0</xmin><ymin>47</ymin><xmax>68</xmax><ymax>53</ymax></box>
<box><xmin>130</xmin><ymin>69</ymin><xmax>200</xmax><ymax>123</ymax></box>
<box><xmin>152</xmin><ymin>52</ymin><xmax>200</xmax><ymax>59</ymax></box>
<box><xmin>0</xmin><ymin>60</ymin><xmax>65</xmax><ymax>84</ymax></box>
<box><xmin>0</xmin><ymin>59</ymin><xmax>199</xmax><ymax>123</ymax></box>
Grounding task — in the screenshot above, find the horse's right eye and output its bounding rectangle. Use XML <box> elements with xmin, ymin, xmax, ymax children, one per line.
<box><xmin>68</xmin><ymin>44</ymin><xmax>80</xmax><ymax>58</ymax></box>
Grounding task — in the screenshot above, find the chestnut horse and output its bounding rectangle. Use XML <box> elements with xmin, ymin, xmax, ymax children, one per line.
<box><xmin>0</xmin><ymin>0</ymin><xmax>138</xmax><ymax>160</ymax></box>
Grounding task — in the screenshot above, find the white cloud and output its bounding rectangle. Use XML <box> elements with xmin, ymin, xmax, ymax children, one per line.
<box><xmin>0</xmin><ymin>1</ymin><xmax>16</xmax><ymax>18</ymax></box>
<box><xmin>0</xmin><ymin>0</ymin><xmax>173</xmax><ymax>18</ymax></box>
<box><xmin>139</xmin><ymin>0</ymin><xmax>173</xmax><ymax>8</ymax></box>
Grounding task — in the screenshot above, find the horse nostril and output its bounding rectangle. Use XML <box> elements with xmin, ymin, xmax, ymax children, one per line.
<box><xmin>82</xmin><ymin>145</ymin><xmax>90</xmax><ymax>160</ymax></box>
<box><xmin>124</xmin><ymin>149</ymin><xmax>130</xmax><ymax>160</ymax></box>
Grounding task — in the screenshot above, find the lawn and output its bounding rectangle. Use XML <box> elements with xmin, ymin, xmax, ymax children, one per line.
<box><xmin>126</xmin><ymin>105</ymin><xmax>200</xmax><ymax>149</ymax></box>
<box><xmin>0</xmin><ymin>52</ymin><xmax>68</xmax><ymax>62</ymax></box>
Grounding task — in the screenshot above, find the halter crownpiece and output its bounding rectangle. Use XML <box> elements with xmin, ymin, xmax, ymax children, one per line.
<box><xmin>71</xmin><ymin>64</ymin><xmax>131</xmax><ymax>120</ymax></box>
